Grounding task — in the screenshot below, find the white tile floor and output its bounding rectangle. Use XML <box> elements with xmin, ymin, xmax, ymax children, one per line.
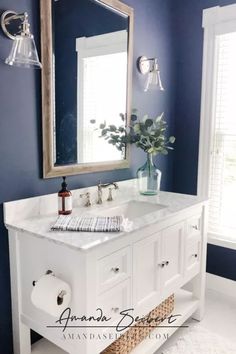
<box><xmin>156</xmin><ymin>288</ymin><xmax>236</xmax><ymax>353</ymax></box>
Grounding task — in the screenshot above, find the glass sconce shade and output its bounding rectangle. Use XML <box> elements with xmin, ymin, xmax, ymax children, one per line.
<box><xmin>5</xmin><ymin>34</ymin><xmax>42</xmax><ymax>69</ymax></box>
<box><xmin>138</xmin><ymin>56</ymin><xmax>164</xmax><ymax>92</ymax></box>
<box><xmin>144</xmin><ymin>59</ymin><xmax>164</xmax><ymax>92</ymax></box>
<box><xmin>1</xmin><ymin>11</ymin><xmax>42</xmax><ymax>69</ymax></box>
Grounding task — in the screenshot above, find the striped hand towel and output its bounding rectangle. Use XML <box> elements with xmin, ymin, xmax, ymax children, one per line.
<box><xmin>51</xmin><ymin>215</ymin><xmax>133</xmax><ymax>233</ymax></box>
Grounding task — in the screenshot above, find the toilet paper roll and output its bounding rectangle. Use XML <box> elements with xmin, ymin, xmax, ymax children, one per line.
<box><xmin>31</xmin><ymin>274</ymin><xmax>71</xmax><ymax>317</ymax></box>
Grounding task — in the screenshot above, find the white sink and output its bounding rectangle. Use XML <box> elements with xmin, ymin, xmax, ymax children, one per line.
<box><xmin>92</xmin><ymin>200</ymin><xmax>167</xmax><ymax>220</ymax></box>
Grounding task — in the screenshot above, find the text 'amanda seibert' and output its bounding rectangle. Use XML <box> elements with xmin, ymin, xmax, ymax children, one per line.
<box><xmin>47</xmin><ymin>307</ymin><xmax>185</xmax><ymax>332</ymax></box>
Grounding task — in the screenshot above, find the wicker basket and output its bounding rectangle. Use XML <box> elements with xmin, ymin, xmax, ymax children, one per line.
<box><xmin>101</xmin><ymin>294</ymin><xmax>174</xmax><ymax>354</ymax></box>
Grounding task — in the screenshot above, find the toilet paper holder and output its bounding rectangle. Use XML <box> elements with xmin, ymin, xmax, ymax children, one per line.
<box><xmin>32</xmin><ymin>270</ymin><xmax>67</xmax><ymax>304</ymax></box>
<box><xmin>32</xmin><ymin>269</ymin><xmax>53</xmax><ymax>286</ymax></box>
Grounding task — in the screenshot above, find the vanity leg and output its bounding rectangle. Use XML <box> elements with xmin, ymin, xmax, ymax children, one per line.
<box><xmin>8</xmin><ymin>230</ymin><xmax>31</xmax><ymax>354</ymax></box>
<box><xmin>191</xmin><ymin>271</ymin><xmax>206</xmax><ymax>321</ymax></box>
<box><xmin>192</xmin><ymin>204</ymin><xmax>208</xmax><ymax>321</ymax></box>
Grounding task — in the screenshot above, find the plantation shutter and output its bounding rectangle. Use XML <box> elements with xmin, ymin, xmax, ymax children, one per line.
<box><xmin>209</xmin><ymin>31</ymin><xmax>236</xmax><ymax>240</ymax></box>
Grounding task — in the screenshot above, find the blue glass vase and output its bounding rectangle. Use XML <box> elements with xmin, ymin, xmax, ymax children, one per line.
<box><xmin>137</xmin><ymin>153</ymin><xmax>162</xmax><ymax>195</ymax></box>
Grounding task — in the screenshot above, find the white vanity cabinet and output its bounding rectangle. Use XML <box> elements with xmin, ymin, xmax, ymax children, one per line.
<box><xmin>4</xmin><ymin>181</ymin><xmax>208</xmax><ymax>354</ymax></box>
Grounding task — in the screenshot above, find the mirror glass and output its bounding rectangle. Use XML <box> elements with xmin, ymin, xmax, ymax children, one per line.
<box><xmin>52</xmin><ymin>0</ymin><xmax>129</xmax><ymax>167</ymax></box>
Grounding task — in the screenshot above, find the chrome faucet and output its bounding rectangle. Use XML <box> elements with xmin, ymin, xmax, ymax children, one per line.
<box><xmin>97</xmin><ymin>182</ymin><xmax>119</xmax><ymax>204</ymax></box>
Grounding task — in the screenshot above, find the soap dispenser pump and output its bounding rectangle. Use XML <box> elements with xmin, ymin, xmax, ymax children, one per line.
<box><xmin>58</xmin><ymin>177</ymin><xmax>72</xmax><ymax>215</ymax></box>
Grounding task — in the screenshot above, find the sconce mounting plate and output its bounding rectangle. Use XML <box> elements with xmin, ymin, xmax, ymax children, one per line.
<box><xmin>1</xmin><ymin>10</ymin><xmax>20</xmax><ymax>40</ymax></box>
<box><xmin>138</xmin><ymin>56</ymin><xmax>151</xmax><ymax>75</ymax></box>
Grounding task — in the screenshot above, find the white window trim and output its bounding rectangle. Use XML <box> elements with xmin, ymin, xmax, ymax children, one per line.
<box><xmin>76</xmin><ymin>30</ymin><xmax>128</xmax><ymax>57</ymax></box>
<box><xmin>198</xmin><ymin>4</ymin><xmax>236</xmax><ymax>249</ymax></box>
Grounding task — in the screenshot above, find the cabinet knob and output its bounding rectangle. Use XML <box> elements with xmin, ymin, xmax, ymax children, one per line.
<box><xmin>111</xmin><ymin>307</ymin><xmax>120</xmax><ymax>313</ymax></box>
<box><xmin>159</xmin><ymin>262</ymin><xmax>165</xmax><ymax>268</ymax></box>
<box><xmin>165</xmin><ymin>261</ymin><xmax>169</xmax><ymax>266</ymax></box>
<box><xmin>192</xmin><ymin>253</ymin><xmax>198</xmax><ymax>258</ymax></box>
<box><xmin>111</xmin><ymin>267</ymin><xmax>120</xmax><ymax>274</ymax></box>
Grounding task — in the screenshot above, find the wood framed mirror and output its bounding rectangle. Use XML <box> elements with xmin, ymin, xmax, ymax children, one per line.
<box><xmin>40</xmin><ymin>0</ymin><xmax>134</xmax><ymax>178</ymax></box>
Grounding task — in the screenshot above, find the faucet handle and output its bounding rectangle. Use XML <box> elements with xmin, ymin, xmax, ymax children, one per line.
<box><xmin>113</xmin><ymin>182</ymin><xmax>119</xmax><ymax>190</ymax></box>
<box><xmin>107</xmin><ymin>185</ymin><xmax>119</xmax><ymax>202</ymax></box>
<box><xmin>107</xmin><ymin>188</ymin><xmax>113</xmax><ymax>202</ymax></box>
<box><xmin>80</xmin><ymin>192</ymin><xmax>91</xmax><ymax>207</ymax></box>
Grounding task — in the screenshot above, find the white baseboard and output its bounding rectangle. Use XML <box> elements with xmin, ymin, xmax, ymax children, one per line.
<box><xmin>206</xmin><ymin>273</ymin><xmax>236</xmax><ymax>297</ymax></box>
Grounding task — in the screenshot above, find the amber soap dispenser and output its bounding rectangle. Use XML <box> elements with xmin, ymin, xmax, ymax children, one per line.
<box><xmin>58</xmin><ymin>177</ymin><xmax>72</xmax><ymax>215</ymax></box>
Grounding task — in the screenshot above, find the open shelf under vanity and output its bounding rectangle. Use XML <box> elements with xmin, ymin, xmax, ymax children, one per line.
<box><xmin>31</xmin><ymin>289</ymin><xmax>199</xmax><ymax>354</ymax></box>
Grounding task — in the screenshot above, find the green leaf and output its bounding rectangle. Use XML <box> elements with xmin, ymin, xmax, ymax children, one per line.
<box><xmin>99</xmin><ymin>122</ymin><xmax>106</xmax><ymax>129</ymax></box>
<box><xmin>101</xmin><ymin>129</ymin><xmax>107</xmax><ymax>136</ymax></box>
<box><xmin>154</xmin><ymin>141</ymin><xmax>161</xmax><ymax>148</ymax></box>
<box><xmin>169</xmin><ymin>136</ymin><xmax>176</xmax><ymax>144</ymax></box>
<box><xmin>118</xmin><ymin>127</ymin><xmax>125</xmax><ymax>133</ymax></box>
<box><xmin>145</xmin><ymin>119</ymin><xmax>153</xmax><ymax>128</ymax></box>
<box><xmin>141</xmin><ymin>114</ymin><xmax>149</xmax><ymax>122</ymax></box>
<box><xmin>155</xmin><ymin>113</ymin><xmax>164</xmax><ymax>123</ymax></box>
<box><xmin>131</xmin><ymin>114</ymin><xmax>138</xmax><ymax>122</ymax></box>
<box><xmin>162</xmin><ymin>149</ymin><xmax>168</xmax><ymax>155</ymax></box>
<box><xmin>119</xmin><ymin>113</ymin><xmax>125</xmax><ymax>121</ymax></box>
<box><xmin>109</xmin><ymin>125</ymin><xmax>117</xmax><ymax>132</ymax></box>
<box><xmin>133</xmin><ymin>123</ymin><xmax>141</xmax><ymax>133</ymax></box>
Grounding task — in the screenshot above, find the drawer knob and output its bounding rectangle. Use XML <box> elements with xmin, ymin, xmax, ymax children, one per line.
<box><xmin>193</xmin><ymin>253</ymin><xmax>198</xmax><ymax>258</ymax></box>
<box><xmin>111</xmin><ymin>267</ymin><xmax>120</xmax><ymax>274</ymax></box>
<box><xmin>159</xmin><ymin>262</ymin><xmax>165</xmax><ymax>268</ymax></box>
<box><xmin>111</xmin><ymin>307</ymin><xmax>120</xmax><ymax>313</ymax></box>
<box><xmin>165</xmin><ymin>261</ymin><xmax>170</xmax><ymax>266</ymax></box>
<box><xmin>192</xmin><ymin>225</ymin><xmax>199</xmax><ymax>230</ymax></box>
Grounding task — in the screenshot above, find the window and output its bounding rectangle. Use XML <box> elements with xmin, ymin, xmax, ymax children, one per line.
<box><xmin>81</xmin><ymin>52</ymin><xmax>127</xmax><ymax>163</ymax></box>
<box><xmin>76</xmin><ymin>31</ymin><xmax>127</xmax><ymax>164</ymax></box>
<box><xmin>198</xmin><ymin>5</ymin><xmax>236</xmax><ymax>246</ymax></box>
<box><xmin>209</xmin><ymin>32</ymin><xmax>236</xmax><ymax>240</ymax></box>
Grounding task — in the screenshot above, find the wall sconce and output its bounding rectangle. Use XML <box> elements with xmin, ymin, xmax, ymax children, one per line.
<box><xmin>1</xmin><ymin>11</ymin><xmax>42</xmax><ymax>69</ymax></box>
<box><xmin>138</xmin><ymin>56</ymin><xmax>164</xmax><ymax>92</ymax></box>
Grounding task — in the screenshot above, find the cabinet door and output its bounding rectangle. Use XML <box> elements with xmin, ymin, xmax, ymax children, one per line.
<box><xmin>133</xmin><ymin>232</ymin><xmax>161</xmax><ymax>316</ymax></box>
<box><xmin>161</xmin><ymin>222</ymin><xmax>185</xmax><ymax>296</ymax></box>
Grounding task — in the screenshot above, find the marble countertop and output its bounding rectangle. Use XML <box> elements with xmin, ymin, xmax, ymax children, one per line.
<box><xmin>4</xmin><ymin>180</ymin><xmax>207</xmax><ymax>251</ymax></box>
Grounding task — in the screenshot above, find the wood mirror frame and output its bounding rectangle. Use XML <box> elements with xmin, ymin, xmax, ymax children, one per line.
<box><xmin>40</xmin><ymin>0</ymin><xmax>134</xmax><ymax>178</ymax></box>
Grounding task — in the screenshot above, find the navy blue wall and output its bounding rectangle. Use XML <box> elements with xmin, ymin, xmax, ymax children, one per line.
<box><xmin>0</xmin><ymin>0</ymin><xmax>175</xmax><ymax>352</ymax></box>
<box><xmin>170</xmin><ymin>0</ymin><xmax>236</xmax><ymax>281</ymax></box>
<box><xmin>207</xmin><ymin>245</ymin><xmax>236</xmax><ymax>281</ymax></box>
<box><xmin>172</xmin><ymin>0</ymin><xmax>236</xmax><ymax>195</ymax></box>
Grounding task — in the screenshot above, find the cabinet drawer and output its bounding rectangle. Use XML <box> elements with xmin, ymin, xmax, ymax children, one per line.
<box><xmin>97</xmin><ymin>279</ymin><xmax>131</xmax><ymax>326</ymax></box>
<box><xmin>96</xmin><ymin>279</ymin><xmax>131</xmax><ymax>352</ymax></box>
<box><xmin>97</xmin><ymin>247</ymin><xmax>131</xmax><ymax>293</ymax></box>
<box><xmin>185</xmin><ymin>238</ymin><xmax>201</xmax><ymax>277</ymax></box>
<box><xmin>186</xmin><ymin>213</ymin><xmax>202</xmax><ymax>239</ymax></box>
